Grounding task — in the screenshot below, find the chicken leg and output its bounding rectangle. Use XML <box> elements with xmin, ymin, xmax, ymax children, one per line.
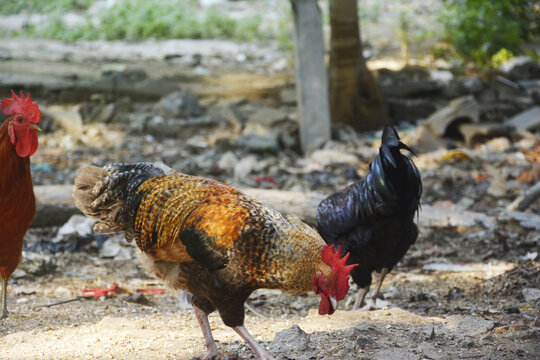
<box><xmin>359</xmin><ymin>267</ymin><xmax>388</xmax><ymax>311</ymax></box>
<box><xmin>233</xmin><ymin>325</ymin><xmax>275</xmax><ymax>360</ymax></box>
<box><xmin>1</xmin><ymin>278</ymin><xmax>8</xmax><ymax>319</ymax></box>
<box><xmin>352</xmin><ymin>285</ymin><xmax>370</xmax><ymax>310</ymax></box>
<box><xmin>193</xmin><ymin>304</ymin><xmax>220</xmax><ymax>359</ymax></box>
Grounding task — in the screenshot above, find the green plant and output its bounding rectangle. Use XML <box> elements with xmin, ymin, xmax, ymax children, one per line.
<box><xmin>0</xmin><ymin>0</ymin><xmax>93</xmax><ymax>15</ymax></box>
<box><xmin>439</xmin><ymin>0</ymin><xmax>540</xmax><ymax>67</ymax></box>
<box><xmin>17</xmin><ymin>0</ymin><xmax>278</xmax><ymax>43</ymax></box>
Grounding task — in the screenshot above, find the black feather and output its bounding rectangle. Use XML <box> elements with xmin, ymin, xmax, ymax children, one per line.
<box><xmin>316</xmin><ymin>126</ymin><xmax>422</xmax><ymax>290</ymax></box>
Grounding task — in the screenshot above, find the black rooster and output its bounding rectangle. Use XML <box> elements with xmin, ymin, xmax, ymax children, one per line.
<box><xmin>316</xmin><ymin>126</ymin><xmax>422</xmax><ymax>310</ymax></box>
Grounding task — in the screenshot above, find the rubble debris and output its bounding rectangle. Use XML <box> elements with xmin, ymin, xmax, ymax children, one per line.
<box><xmin>419</xmin><ymin>204</ymin><xmax>495</xmax><ymax>229</ymax></box>
<box><xmin>270</xmin><ymin>325</ymin><xmax>311</xmax><ymax>356</ymax></box>
<box><xmin>505</xmin><ymin>106</ymin><xmax>540</xmax><ymax>132</ymax></box>
<box><xmin>41</xmin><ymin>105</ymin><xmax>84</xmax><ymax>137</ymax></box>
<box><xmin>458</xmin><ymin>123</ymin><xmax>514</xmax><ymax>147</ymax></box>
<box><xmin>445</xmin><ymin>315</ymin><xmax>495</xmax><ymax>337</ymax></box>
<box><xmin>503</xmin><ymin>210</ymin><xmax>540</xmax><ymax>230</ymax></box>
<box><xmin>154</xmin><ymin>91</ymin><xmax>202</xmax><ymax>118</ymax></box>
<box><xmin>500</xmin><ymin>56</ymin><xmax>540</xmax><ymax>81</ymax></box>
<box><xmin>422</xmin><ymin>95</ymin><xmax>480</xmax><ymax>138</ymax></box>
<box><xmin>507</xmin><ymin>182</ymin><xmax>540</xmax><ymax>211</ymax></box>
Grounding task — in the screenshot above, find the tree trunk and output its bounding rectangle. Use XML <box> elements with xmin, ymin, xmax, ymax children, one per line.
<box><xmin>329</xmin><ymin>0</ymin><xmax>389</xmax><ymax>131</ymax></box>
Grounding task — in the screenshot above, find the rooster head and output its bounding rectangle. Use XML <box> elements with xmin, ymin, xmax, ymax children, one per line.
<box><xmin>1</xmin><ymin>90</ymin><xmax>41</xmax><ymax>157</ymax></box>
<box><xmin>313</xmin><ymin>244</ymin><xmax>357</xmax><ymax>315</ymax></box>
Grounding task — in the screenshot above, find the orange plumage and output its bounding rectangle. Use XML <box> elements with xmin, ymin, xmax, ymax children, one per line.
<box><xmin>73</xmin><ymin>162</ymin><xmax>356</xmax><ymax>359</ymax></box>
<box><xmin>0</xmin><ymin>90</ymin><xmax>41</xmax><ymax>319</ymax></box>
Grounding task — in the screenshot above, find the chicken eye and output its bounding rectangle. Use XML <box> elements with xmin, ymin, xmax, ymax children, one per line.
<box><xmin>16</xmin><ymin>117</ymin><xmax>22</xmax><ymax>123</ymax></box>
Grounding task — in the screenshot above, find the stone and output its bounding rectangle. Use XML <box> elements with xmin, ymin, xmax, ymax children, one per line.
<box><xmin>309</xmin><ymin>149</ymin><xmax>359</xmax><ymax>167</ymax></box>
<box><xmin>459</xmin><ymin>123</ymin><xmax>514</xmax><ymax>146</ymax></box>
<box><xmin>505</xmin><ymin>106</ymin><xmax>540</xmax><ymax>132</ymax></box>
<box><xmin>463</xmin><ymin>76</ymin><xmax>485</xmax><ymax>94</ymax></box>
<box><xmin>445</xmin><ymin>315</ymin><xmax>495</xmax><ymax>337</ymax></box>
<box><xmin>270</xmin><ymin>325</ymin><xmax>310</xmax><ymax>354</ymax></box>
<box><xmin>386</xmin><ymin>97</ymin><xmax>437</xmax><ymax>122</ymax></box>
<box><xmin>280</xmin><ymin>85</ymin><xmax>297</xmax><ymax>105</ymax></box>
<box><xmin>248</xmin><ymin>107</ymin><xmax>288</xmax><ymax>126</ymax></box>
<box><xmin>380</xmin><ymin>80</ymin><xmax>444</xmax><ymax>98</ymax></box>
<box><xmin>237</xmin><ymin>133</ymin><xmax>280</xmax><ymax>152</ymax></box>
<box><xmin>88</xmin><ymin>103</ymin><xmax>115</xmax><ymax>124</ymax></box>
<box><xmin>410</xmin><ymin>125</ymin><xmax>448</xmax><ymax>153</ymax></box>
<box><xmin>522</xmin><ymin>288</ymin><xmax>540</xmax><ymax>302</ymax></box>
<box><xmin>154</xmin><ymin>91</ymin><xmax>202</xmax><ymax>118</ymax></box>
<box><xmin>500</xmin><ymin>57</ymin><xmax>540</xmax><ymax>80</ymax></box>
<box><xmin>422</xmin><ymin>96</ymin><xmax>480</xmax><ymax>138</ymax></box>
<box><xmin>41</xmin><ymin>104</ymin><xmax>84</xmax><ymax>137</ymax></box>
<box><xmin>373</xmin><ymin>348</ymin><xmax>418</xmax><ymax>360</ymax></box>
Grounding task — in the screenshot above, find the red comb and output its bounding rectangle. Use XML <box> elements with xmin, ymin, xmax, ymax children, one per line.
<box><xmin>321</xmin><ymin>244</ymin><xmax>358</xmax><ymax>300</ymax></box>
<box><xmin>1</xmin><ymin>90</ymin><xmax>41</xmax><ymax>124</ymax></box>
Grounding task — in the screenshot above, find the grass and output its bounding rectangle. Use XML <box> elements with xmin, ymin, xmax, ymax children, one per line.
<box><xmin>1</xmin><ymin>0</ymin><xmax>289</xmax><ymax>44</ymax></box>
<box><xmin>0</xmin><ymin>0</ymin><xmax>93</xmax><ymax>14</ymax></box>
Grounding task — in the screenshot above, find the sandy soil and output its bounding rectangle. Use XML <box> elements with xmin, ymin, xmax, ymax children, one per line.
<box><xmin>0</xmin><ymin>252</ymin><xmax>538</xmax><ymax>360</ymax></box>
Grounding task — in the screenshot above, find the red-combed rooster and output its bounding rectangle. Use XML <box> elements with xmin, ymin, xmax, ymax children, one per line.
<box><xmin>0</xmin><ymin>90</ymin><xmax>41</xmax><ymax>319</ymax></box>
<box><xmin>73</xmin><ymin>162</ymin><xmax>356</xmax><ymax>359</ymax></box>
<box><xmin>317</xmin><ymin>126</ymin><xmax>422</xmax><ymax>310</ymax></box>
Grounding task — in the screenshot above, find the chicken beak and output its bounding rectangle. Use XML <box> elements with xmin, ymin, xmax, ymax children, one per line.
<box><xmin>330</xmin><ymin>296</ymin><xmax>338</xmax><ymax>311</ymax></box>
<box><xmin>31</xmin><ymin>125</ymin><xmax>42</xmax><ymax>132</ymax></box>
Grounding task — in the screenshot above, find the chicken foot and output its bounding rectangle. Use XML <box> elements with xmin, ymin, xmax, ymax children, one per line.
<box><xmin>193</xmin><ymin>304</ymin><xmax>220</xmax><ymax>359</ymax></box>
<box><xmin>359</xmin><ymin>267</ymin><xmax>388</xmax><ymax>311</ymax></box>
<box><xmin>233</xmin><ymin>325</ymin><xmax>275</xmax><ymax>360</ymax></box>
<box><xmin>1</xmin><ymin>278</ymin><xmax>8</xmax><ymax>319</ymax></box>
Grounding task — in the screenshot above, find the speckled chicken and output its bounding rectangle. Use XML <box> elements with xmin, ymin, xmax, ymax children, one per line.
<box><xmin>317</xmin><ymin>126</ymin><xmax>422</xmax><ymax>310</ymax></box>
<box><xmin>73</xmin><ymin>162</ymin><xmax>356</xmax><ymax>360</ymax></box>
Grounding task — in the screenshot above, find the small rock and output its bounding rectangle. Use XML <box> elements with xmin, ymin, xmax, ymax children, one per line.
<box><xmin>410</xmin><ymin>124</ymin><xmax>447</xmax><ymax>153</ymax></box>
<box><xmin>484</xmin><ymin>137</ymin><xmax>512</xmax><ymax>152</ymax></box>
<box><xmin>422</xmin><ymin>95</ymin><xmax>479</xmax><ymax>137</ymax></box>
<box><xmin>270</xmin><ymin>325</ymin><xmax>310</xmax><ymax>353</ymax></box>
<box><xmin>88</xmin><ymin>103</ymin><xmax>115</xmax><ymax>124</ymax></box>
<box><xmin>248</xmin><ymin>107</ymin><xmax>288</xmax><ymax>126</ymax></box>
<box><xmin>309</xmin><ymin>149</ymin><xmax>359</xmax><ymax>167</ymax></box>
<box><xmin>463</xmin><ymin>76</ymin><xmax>484</xmax><ymax>94</ymax></box>
<box><xmin>55</xmin><ymin>215</ymin><xmax>96</xmax><ymax>243</ymax></box>
<box><xmin>280</xmin><ymin>85</ymin><xmax>296</xmax><ymax>105</ymax></box>
<box><xmin>234</xmin><ymin>155</ymin><xmax>258</xmax><ymax>181</ymax></box>
<box><xmin>154</xmin><ymin>91</ymin><xmax>202</xmax><ymax>118</ymax></box>
<box><xmin>237</xmin><ymin>133</ymin><xmax>279</xmax><ymax>152</ymax></box>
<box><xmin>522</xmin><ymin>288</ymin><xmax>540</xmax><ymax>302</ymax></box>
<box><xmin>500</xmin><ymin>56</ymin><xmax>540</xmax><ymax>80</ymax></box>
<box><xmin>446</xmin><ymin>315</ymin><xmax>495</xmax><ymax>337</ymax></box>
<box><xmin>124</xmin><ymin>292</ymin><xmax>150</xmax><ymax>305</ymax></box>
<box><xmin>218</xmin><ymin>151</ymin><xmax>239</xmax><ymax>170</ymax></box>
<box><xmin>505</xmin><ymin>106</ymin><xmax>540</xmax><ymax>132</ymax></box>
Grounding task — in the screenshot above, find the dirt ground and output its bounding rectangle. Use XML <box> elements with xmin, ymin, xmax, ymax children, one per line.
<box><xmin>0</xmin><ymin>245</ymin><xmax>538</xmax><ymax>360</ymax></box>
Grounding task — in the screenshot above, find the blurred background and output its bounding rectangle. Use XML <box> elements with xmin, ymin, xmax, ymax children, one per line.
<box><xmin>0</xmin><ymin>1</ymin><xmax>539</xmax><ymax>359</ymax></box>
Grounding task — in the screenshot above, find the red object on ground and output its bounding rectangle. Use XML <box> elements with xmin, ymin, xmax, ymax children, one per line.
<box><xmin>81</xmin><ymin>284</ymin><xmax>119</xmax><ymax>298</ymax></box>
<box><xmin>136</xmin><ymin>288</ymin><xmax>166</xmax><ymax>294</ymax></box>
<box><xmin>254</xmin><ymin>176</ymin><xmax>277</xmax><ymax>185</ymax></box>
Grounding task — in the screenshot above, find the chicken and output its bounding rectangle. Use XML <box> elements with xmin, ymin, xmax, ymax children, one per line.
<box><xmin>0</xmin><ymin>90</ymin><xmax>41</xmax><ymax>319</ymax></box>
<box><xmin>316</xmin><ymin>126</ymin><xmax>422</xmax><ymax>311</ymax></box>
<box><xmin>73</xmin><ymin>162</ymin><xmax>356</xmax><ymax>359</ymax></box>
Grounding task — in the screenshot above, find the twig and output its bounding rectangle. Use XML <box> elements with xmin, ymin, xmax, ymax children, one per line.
<box><xmin>34</xmin><ymin>297</ymin><xmax>83</xmax><ymax>309</ymax></box>
<box><xmin>508</xmin><ymin>182</ymin><xmax>540</xmax><ymax>211</ymax></box>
